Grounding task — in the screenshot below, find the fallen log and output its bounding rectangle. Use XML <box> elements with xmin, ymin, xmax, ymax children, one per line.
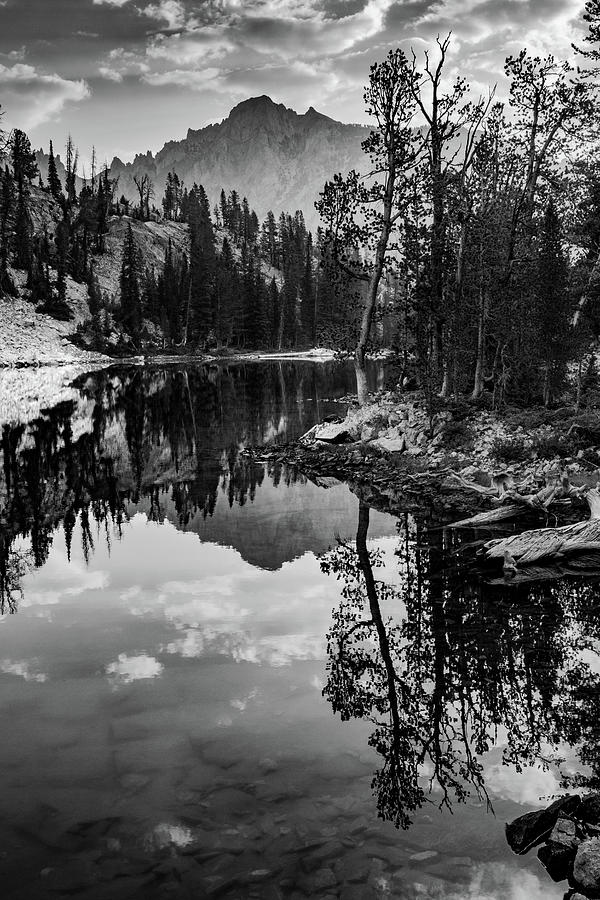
<box><xmin>449</xmin><ymin>505</ymin><xmax>528</xmax><ymax>528</ymax></box>
<box><xmin>484</xmin><ymin>488</ymin><xmax>600</xmax><ymax>567</ymax></box>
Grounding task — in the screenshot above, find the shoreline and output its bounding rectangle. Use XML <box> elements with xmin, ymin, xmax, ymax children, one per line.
<box><xmin>0</xmin><ymin>347</ymin><xmax>360</xmax><ymax>369</ymax></box>
<box><xmin>246</xmin><ymin>390</ymin><xmax>600</xmax><ymax>537</ymax></box>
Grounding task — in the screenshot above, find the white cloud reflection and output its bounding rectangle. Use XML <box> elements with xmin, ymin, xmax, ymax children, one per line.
<box><xmin>106</xmin><ymin>652</ymin><xmax>163</xmax><ymax>686</ymax></box>
<box><xmin>0</xmin><ymin>658</ymin><xmax>48</xmax><ymax>682</ymax></box>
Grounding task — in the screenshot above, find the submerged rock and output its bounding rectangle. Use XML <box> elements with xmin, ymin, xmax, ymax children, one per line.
<box><xmin>506</xmin><ymin>794</ymin><xmax>581</xmax><ymax>854</ymax></box>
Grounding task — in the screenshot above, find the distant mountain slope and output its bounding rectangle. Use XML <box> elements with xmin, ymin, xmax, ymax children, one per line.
<box><xmin>108</xmin><ymin>96</ymin><xmax>369</xmax><ymax>231</ymax></box>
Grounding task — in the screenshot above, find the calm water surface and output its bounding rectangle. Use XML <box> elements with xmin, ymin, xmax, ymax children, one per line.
<box><xmin>0</xmin><ymin>360</ymin><xmax>592</xmax><ymax>899</ymax></box>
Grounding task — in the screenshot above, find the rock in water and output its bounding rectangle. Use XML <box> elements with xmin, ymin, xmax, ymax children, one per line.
<box><xmin>506</xmin><ymin>795</ymin><xmax>581</xmax><ymax>854</ymax></box>
<box><xmin>537</xmin><ymin>817</ymin><xmax>579</xmax><ymax>881</ymax></box>
<box><xmin>573</xmin><ymin>837</ymin><xmax>600</xmax><ymax>895</ymax></box>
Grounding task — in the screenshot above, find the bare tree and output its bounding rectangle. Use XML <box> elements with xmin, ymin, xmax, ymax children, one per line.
<box><xmin>133</xmin><ymin>173</ymin><xmax>154</xmax><ymax>221</ymax></box>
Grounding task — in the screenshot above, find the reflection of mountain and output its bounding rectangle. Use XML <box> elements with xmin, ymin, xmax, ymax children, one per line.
<box><xmin>0</xmin><ymin>360</ymin><xmax>388</xmax><ymax>604</ymax></box>
<box><xmin>133</xmin><ymin>478</ymin><xmax>394</xmax><ymax>570</ymax></box>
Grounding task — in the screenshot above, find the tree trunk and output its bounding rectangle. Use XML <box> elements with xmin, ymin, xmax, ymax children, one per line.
<box><xmin>471</xmin><ymin>290</ymin><xmax>487</xmax><ymax>400</ymax></box>
<box><xmin>354</xmin><ymin>163</ymin><xmax>395</xmax><ymax>404</ymax></box>
<box><xmin>355</xmin><ymin>346</ymin><xmax>369</xmax><ymax>406</ymax></box>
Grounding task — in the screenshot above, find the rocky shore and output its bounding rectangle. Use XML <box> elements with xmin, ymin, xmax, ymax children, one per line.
<box><xmin>247</xmin><ymin>390</ymin><xmax>600</xmax><ymax>526</ymax></box>
<box><xmin>507</xmin><ymin>793</ymin><xmax>600</xmax><ymax>898</ymax></box>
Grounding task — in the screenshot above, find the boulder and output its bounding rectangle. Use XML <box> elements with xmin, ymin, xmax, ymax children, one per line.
<box><xmin>573</xmin><ymin>837</ymin><xmax>600</xmax><ymax>896</ymax></box>
<box><xmin>506</xmin><ymin>795</ymin><xmax>581</xmax><ymax>855</ymax></box>
<box><xmin>314</xmin><ymin>422</ymin><xmax>358</xmax><ymax>444</ymax></box>
<box><xmin>537</xmin><ymin>817</ymin><xmax>579</xmax><ymax>882</ymax></box>
<box><xmin>373</xmin><ymin>436</ymin><xmax>406</xmax><ymax>455</ymax></box>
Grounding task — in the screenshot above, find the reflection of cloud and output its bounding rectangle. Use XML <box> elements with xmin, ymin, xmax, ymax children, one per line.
<box><xmin>484</xmin><ymin>759</ymin><xmax>560</xmax><ymax>806</ymax></box>
<box><xmin>233</xmin><ymin>633</ymin><xmax>323</xmax><ymax>666</ymax></box>
<box><xmin>162</xmin><ymin>628</ymin><xmax>207</xmax><ymax>658</ymax></box>
<box><xmin>0</xmin><ymin>659</ymin><xmax>48</xmax><ymax>683</ymax></box>
<box><xmin>22</xmin><ymin>567</ymin><xmax>109</xmax><ymax>608</ymax></box>
<box><xmin>141</xmin><ymin>0</ymin><xmax>187</xmax><ymax>29</ymax></box>
<box><xmin>459</xmin><ymin>862</ymin><xmax>561</xmax><ymax>900</ymax></box>
<box><xmin>106</xmin><ymin>653</ymin><xmax>163</xmax><ymax>685</ymax></box>
<box><xmin>162</xmin><ymin>625</ymin><xmax>323</xmax><ymax>666</ymax></box>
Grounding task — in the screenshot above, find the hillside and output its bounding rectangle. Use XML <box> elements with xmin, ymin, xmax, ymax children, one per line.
<box><xmin>94</xmin><ymin>97</ymin><xmax>367</xmax><ymax>231</ymax></box>
<box><xmin>0</xmin><ymin>183</ymin><xmax>287</xmax><ymax>365</ymax></box>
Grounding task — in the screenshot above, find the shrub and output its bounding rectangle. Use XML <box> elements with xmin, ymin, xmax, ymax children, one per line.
<box><xmin>441</xmin><ymin>420</ymin><xmax>475</xmax><ymax>450</ymax></box>
<box><xmin>532</xmin><ymin>434</ymin><xmax>571</xmax><ymax>459</ymax></box>
<box><xmin>491</xmin><ymin>435</ymin><xmax>530</xmax><ymax>463</ymax></box>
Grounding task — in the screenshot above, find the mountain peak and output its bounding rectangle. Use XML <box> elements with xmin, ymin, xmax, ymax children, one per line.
<box><xmin>229</xmin><ymin>95</ymin><xmax>282</xmax><ymax>116</ymax></box>
<box><xmin>304</xmin><ymin>106</ymin><xmax>335</xmax><ymax>124</ymax></box>
<box><xmin>109</xmin><ymin>96</ymin><xmax>370</xmax><ymax>229</ymax></box>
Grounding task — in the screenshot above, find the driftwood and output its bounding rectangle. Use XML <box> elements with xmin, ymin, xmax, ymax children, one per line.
<box><xmin>486</xmin><ymin>561</ymin><xmax>600</xmax><ymax>585</ymax></box>
<box><xmin>449</xmin><ymin>467</ymin><xmax>589</xmax><ymax>529</ymax></box>
<box><xmin>483</xmin><ymin>488</ymin><xmax>600</xmax><ymax>567</ymax></box>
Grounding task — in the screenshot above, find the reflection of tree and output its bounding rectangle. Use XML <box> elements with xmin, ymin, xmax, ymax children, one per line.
<box><xmin>0</xmin><ymin>540</ymin><xmax>33</xmax><ymax>614</ymax></box>
<box><xmin>322</xmin><ymin>503</ymin><xmax>600</xmax><ymax>829</ymax></box>
<box><xmin>0</xmin><ymin>360</ymin><xmax>369</xmax><ymax>607</ymax></box>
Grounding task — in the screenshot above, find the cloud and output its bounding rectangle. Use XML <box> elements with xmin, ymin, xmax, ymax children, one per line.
<box><xmin>142</xmin><ymin>66</ymin><xmax>230</xmax><ymax>91</ymax></box>
<box><xmin>97</xmin><ymin>47</ymin><xmax>150</xmax><ymax>82</ymax></box>
<box><xmin>0</xmin><ymin>63</ymin><xmax>89</xmax><ymax>130</ymax></box>
<box><xmin>141</xmin><ymin>0</ymin><xmax>187</xmax><ymax>30</ymax></box>
<box><xmin>92</xmin><ymin>0</ymin><xmax>131</xmax><ymax>6</ymax></box>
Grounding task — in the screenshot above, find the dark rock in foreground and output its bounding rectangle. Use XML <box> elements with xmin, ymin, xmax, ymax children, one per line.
<box><xmin>506</xmin><ymin>794</ymin><xmax>580</xmax><ymax>854</ymax></box>
<box><xmin>573</xmin><ymin>838</ymin><xmax>600</xmax><ymax>897</ymax></box>
<box><xmin>507</xmin><ymin>793</ymin><xmax>600</xmax><ymax>899</ymax></box>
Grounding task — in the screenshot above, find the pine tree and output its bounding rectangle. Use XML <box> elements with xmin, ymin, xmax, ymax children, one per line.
<box><xmin>268</xmin><ymin>278</ymin><xmax>280</xmax><ymax>347</ymax></box>
<box><xmin>0</xmin><ymin>168</ymin><xmax>16</xmax><ymax>297</ymax></box>
<box><xmin>187</xmin><ymin>184</ymin><xmax>216</xmax><ymax>344</ymax></box>
<box><xmin>47</xmin><ymin>140</ymin><xmax>63</xmax><ymax>202</ymax></box>
<box><xmin>88</xmin><ymin>264</ymin><xmax>102</xmax><ymax>317</ymax></box>
<box><xmin>11</xmin><ymin>130</ymin><xmax>38</xmax><ymax>183</ymax></box>
<box><xmin>65</xmin><ymin>135</ymin><xmax>78</xmax><ymax>206</ymax></box>
<box><xmin>214</xmin><ymin>236</ymin><xmax>239</xmax><ymax>345</ymax></box>
<box><xmin>300</xmin><ymin>232</ymin><xmax>316</xmax><ymax>347</ymax></box>
<box><xmin>13</xmin><ymin>175</ymin><xmax>32</xmax><ymax>271</ymax></box>
<box><xmin>119</xmin><ymin>223</ymin><xmax>142</xmax><ymax>341</ymax></box>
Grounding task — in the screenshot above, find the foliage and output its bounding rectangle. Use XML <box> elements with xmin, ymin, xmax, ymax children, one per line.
<box><xmin>491</xmin><ymin>435</ymin><xmax>531</xmax><ymax>463</ymax></box>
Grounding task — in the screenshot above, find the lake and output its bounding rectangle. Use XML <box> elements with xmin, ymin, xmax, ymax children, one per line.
<box><xmin>0</xmin><ymin>359</ymin><xmax>590</xmax><ymax>899</ymax></box>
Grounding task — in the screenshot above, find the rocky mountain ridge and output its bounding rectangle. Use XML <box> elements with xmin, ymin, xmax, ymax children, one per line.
<box><xmin>38</xmin><ymin>96</ymin><xmax>369</xmax><ymax>231</ymax></box>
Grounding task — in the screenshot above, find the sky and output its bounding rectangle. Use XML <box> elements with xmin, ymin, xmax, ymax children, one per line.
<box><xmin>0</xmin><ymin>0</ymin><xmax>590</xmax><ymax>168</ymax></box>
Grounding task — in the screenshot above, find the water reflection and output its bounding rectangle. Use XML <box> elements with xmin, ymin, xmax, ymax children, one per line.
<box><xmin>0</xmin><ymin>360</ymin><xmax>383</xmax><ymax>609</ymax></box>
<box><xmin>322</xmin><ymin>502</ymin><xmax>600</xmax><ymax>829</ymax></box>
<box><xmin>0</xmin><ymin>361</ymin><xmax>570</xmax><ymax>898</ymax></box>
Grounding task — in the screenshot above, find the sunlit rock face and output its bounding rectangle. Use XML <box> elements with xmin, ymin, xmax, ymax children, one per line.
<box><xmin>107</xmin><ymin>96</ymin><xmax>369</xmax><ymax>230</ymax></box>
